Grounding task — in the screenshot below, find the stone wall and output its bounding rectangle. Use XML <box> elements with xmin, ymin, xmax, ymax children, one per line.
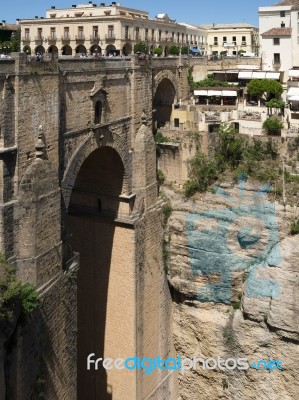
<box><xmin>0</xmin><ymin>53</ymin><xmax>186</xmax><ymax>399</ymax></box>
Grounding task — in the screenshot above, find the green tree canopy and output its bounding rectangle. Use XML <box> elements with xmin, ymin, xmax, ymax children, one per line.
<box><xmin>262</xmin><ymin>117</ymin><xmax>284</xmax><ymax>133</ymax></box>
<box><xmin>181</xmin><ymin>46</ymin><xmax>189</xmax><ymax>55</ymax></box>
<box><xmin>247</xmin><ymin>79</ymin><xmax>283</xmax><ymax>100</ymax></box>
<box><xmin>134</xmin><ymin>42</ymin><xmax>147</xmax><ymax>53</ymax></box>
<box><xmin>154</xmin><ymin>47</ymin><xmax>162</xmax><ymax>56</ymax></box>
<box><xmin>168</xmin><ymin>45</ymin><xmax>180</xmax><ymax>55</ymax></box>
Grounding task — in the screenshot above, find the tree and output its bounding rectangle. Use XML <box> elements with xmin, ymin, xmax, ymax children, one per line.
<box><xmin>184</xmin><ymin>152</ymin><xmax>218</xmax><ymax>196</ymax></box>
<box><xmin>154</xmin><ymin>47</ymin><xmax>162</xmax><ymax>56</ymax></box>
<box><xmin>168</xmin><ymin>45</ymin><xmax>180</xmax><ymax>56</ymax></box>
<box><xmin>215</xmin><ymin>123</ymin><xmax>244</xmax><ymax>170</ymax></box>
<box><xmin>10</xmin><ymin>28</ymin><xmax>21</xmax><ymax>52</ymax></box>
<box><xmin>181</xmin><ymin>46</ymin><xmax>189</xmax><ymax>55</ymax></box>
<box><xmin>265</xmin><ymin>98</ymin><xmax>285</xmax><ymax>116</ymax></box>
<box><xmin>247</xmin><ymin>79</ymin><xmax>283</xmax><ymax>101</ymax></box>
<box><xmin>262</xmin><ymin>117</ymin><xmax>284</xmax><ymax>135</ymax></box>
<box><xmin>134</xmin><ymin>42</ymin><xmax>147</xmax><ymax>54</ymax></box>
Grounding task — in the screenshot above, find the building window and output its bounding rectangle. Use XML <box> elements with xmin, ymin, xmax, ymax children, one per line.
<box><xmin>25</xmin><ymin>28</ymin><xmax>30</xmax><ymax>40</ymax></box>
<box><xmin>37</xmin><ymin>28</ymin><xmax>43</xmax><ymax>39</ymax></box>
<box><xmin>242</xmin><ymin>36</ymin><xmax>246</xmax><ymax>42</ymax></box>
<box><xmin>174</xmin><ymin>118</ymin><xmax>180</xmax><ymax>128</ymax></box>
<box><xmin>93</xmin><ymin>26</ymin><xmax>98</xmax><ymax>38</ymax></box>
<box><xmin>172</xmin><ymin>32</ymin><xmax>175</xmax><ymax>41</ymax></box>
<box><xmin>273</xmin><ymin>37</ymin><xmax>280</xmax><ymax>45</ymax></box>
<box><xmin>108</xmin><ymin>25</ymin><xmax>114</xmax><ymax>38</ymax></box>
<box><xmin>145</xmin><ymin>28</ymin><xmax>148</xmax><ymax>41</ymax></box>
<box><xmin>159</xmin><ymin>30</ymin><xmax>162</xmax><ymax>41</ymax></box>
<box><xmin>78</xmin><ymin>26</ymin><xmax>84</xmax><ymax>39</ymax></box>
<box><xmin>94</xmin><ymin>101</ymin><xmax>102</xmax><ymax>124</ymax></box>
<box><xmin>214</xmin><ymin>36</ymin><xmax>218</xmax><ymax>45</ymax></box>
<box><xmin>223</xmin><ymin>36</ymin><xmax>227</xmax><ymax>43</ymax></box>
<box><xmin>280</xmin><ymin>11</ymin><xmax>285</xmax><ymax>17</ymax></box>
<box><xmin>232</xmin><ymin>36</ymin><xmax>236</xmax><ymax>44</ymax></box>
<box><xmin>125</xmin><ymin>26</ymin><xmax>129</xmax><ymax>39</ymax></box>
<box><xmin>152</xmin><ymin>29</ymin><xmax>155</xmax><ymax>41</ymax></box>
<box><xmin>281</xmin><ymin>22</ymin><xmax>285</xmax><ymax>28</ymax></box>
<box><xmin>50</xmin><ymin>27</ymin><xmax>56</xmax><ymax>39</ymax></box>
<box><xmin>64</xmin><ymin>27</ymin><xmax>69</xmax><ymax>39</ymax></box>
<box><xmin>135</xmin><ymin>27</ymin><xmax>139</xmax><ymax>40</ymax></box>
<box><xmin>274</xmin><ymin>53</ymin><xmax>281</xmax><ymax>64</ymax></box>
<box><xmin>182</xmin><ymin>33</ymin><xmax>184</xmax><ymax>43</ymax></box>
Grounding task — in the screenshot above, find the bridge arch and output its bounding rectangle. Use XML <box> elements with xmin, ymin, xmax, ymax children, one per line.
<box><xmin>65</xmin><ymin>143</ymin><xmax>135</xmax><ymax>399</ymax></box>
<box><xmin>61</xmin><ymin>131</ymin><xmax>130</xmax><ymax>210</ymax></box>
<box><xmin>153</xmin><ymin>70</ymin><xmax>178</xmax><ymax>128</ymax></box>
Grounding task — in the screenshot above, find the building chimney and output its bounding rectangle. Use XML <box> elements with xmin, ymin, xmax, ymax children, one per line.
<box><xmin>100</xmin><ymin>3</ymin><xmax>105</xmax><ymax>6</ymax></box>
<box><xmin>51</xmin><ymin>6</ymin><xmax>56</xmax><ymax>9</ymax></box>
<box><xmin>72</xmin><ymin>4</ymin><xmax>77</xmax><ymax>7</ymax></box>
<box><xmin>112</xmin><ymin>1</ymin><xmax>116</xmax><ymax>5</ymax></box>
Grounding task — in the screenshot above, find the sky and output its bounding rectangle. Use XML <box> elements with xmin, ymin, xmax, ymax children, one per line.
<box><xmin>3</xmin><ymin>0</ymin><xmax>276</xmax><ymax>25</ymax></box>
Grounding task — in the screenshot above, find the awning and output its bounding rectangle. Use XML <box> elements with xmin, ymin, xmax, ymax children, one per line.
<box><xmin>194</xmin><ymin>90</ymin><xmax>208</xmax><ymax>96</ymax></box>
<box><xmin>208</xmin><ymin>90</ymin><xmax>222</xmax><ymax>96</ymax></box>
<box><xmin>238</xmin><ymin>71</ymin><xmax>252</xmax><ymax>79</ymax></box>
<box><xmin>191</xmin><ymin>48</ymin><xmax>201</xmax><ymax>53</ymax></box>
<box><xmin>252</xmin><ymin>71</ymin><xmax>266</xmax><ymax>79</ymax></box>
<box><xmin>266</xmin><ymin>72</ymin><xmax>280</xmax><ymax>79</ymax></box>
<box><xmin>288</xmin><ymin>69</ymin><xmax>299</xmax><ymax>77</ymax></box>
<box><xmin>222</xmin><ymin>90</ymin><xmax>237</xmax><ymax>97</ymax></box>
<box><xmin>238</xmin><ymin>70</ymin><xmax>279</xmax><ymax>80</ymax></box>
<box><xmin>287</xmin><ymin>87</ymin><xmax>299</xmax><ymax>97</ymax></box>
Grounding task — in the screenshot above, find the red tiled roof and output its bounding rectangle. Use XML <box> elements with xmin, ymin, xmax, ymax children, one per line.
<box><xmin>261</xmin><ymin>27</ymin><xmax>292</xmax><ymax>36</ymax></box>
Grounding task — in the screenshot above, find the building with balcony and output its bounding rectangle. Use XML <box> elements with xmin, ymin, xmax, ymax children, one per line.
<box><xmin>259</xmin><ymin>0</ymin><xmax>299</xmax><ymax>80</ymax></box>
<box><xmin>197</xmin><ymin>23</ymin><xmax>259</xmax><ymax>57</ymax></box>
<box><xmin>19</xmin><ymin>2</ymin><xmax>206</xmax><ymax>56</ymax></box>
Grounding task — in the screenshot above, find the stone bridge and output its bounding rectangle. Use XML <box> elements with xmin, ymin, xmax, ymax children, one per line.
<box><xmin>0</xmin><ymin>54</ymin><xmax>189</xmax><ymax>400</ymax></box>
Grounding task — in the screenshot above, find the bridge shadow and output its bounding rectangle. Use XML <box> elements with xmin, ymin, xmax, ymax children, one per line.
<box><xmin>67</xmin><ymin>147</ymin><xmax>124</xmax><ymax>400</ymax></box>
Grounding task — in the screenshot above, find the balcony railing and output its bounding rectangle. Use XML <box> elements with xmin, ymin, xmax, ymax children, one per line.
<box><xmin>34</xmin><ymin>36</ymin><xmax>43</xmax><ymax>41</ymax></box>
<box><xmin>273</xmin><ymin>60</ymin><xmax>281</xmax><ymax>66</ymax></box>
<box><xmin>90</xmin><ymin>35</ymin><xmax>100</xmax><ymax>43</ymax></box>
<box><xmin>75</xmin><ymin>34</ymin><xmax>85</xmax><ymax>40</ymax></box>
<box><xmin>124</xmin><ymin>35</ymin><xmax>131</xmax><ymax>40</ymax></box>
<box><xmin>105</xmin><ymin>34</ymin><xmax>115</xmax><ymax>40</ymax></box>
<box><xmin>22</xmin><ymin>36</ymin><xmax>31</xmax><ymax>42</ymax></box>
<box><xmin>48</xmin><ymin>35</ymin><xmax>57</xmax><ymax>41</ymax></box>
<box><xmin>61</xmin><ymin>35</ymin><xmax>71</xmax><ymax>41</ymax></box>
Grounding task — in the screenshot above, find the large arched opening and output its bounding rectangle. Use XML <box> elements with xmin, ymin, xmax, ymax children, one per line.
<box><xmin>106</xmin><ymin>44</ymin><xmax>116</xmax><ymax>56</ymax></box>
<box><xmin>122</xmin><ymin>43</ymin><xmax>132</xmax><ymax>56</ymax></box>
<box><xmin>76</xmin><ymin>44</ymin><xmax>87</xmax><ymax>54</ymax></box>
<box><xmin>153</xmin><ymin>78</ymin><xmax>176</xmax><ymax>129</ymax></box>
<box><xmin>35</xmin><ymin>45</ymin><xmax>45</xmax><ymax>55</ymax></box>
<box><xmin>90</xmin><ymin>44</ymin><xmax>101</xmax><ymax>55</ymax></box>
<box><xmin>62</xmin><ymin>45</ymin><xmax>72</xmax><ymax>55</ymax></box>
<box><xmin>66</xmin><ymin>145</ymin><xmax>136</xmax><ymax>400</ymax></box>
<box><xmin>48</xmin><ymin>45</ymin><xmax>58</xmax><ymax>54</ymax></box>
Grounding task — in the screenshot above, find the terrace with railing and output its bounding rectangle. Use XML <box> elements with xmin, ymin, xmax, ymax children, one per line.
<box><xmin>238</xmin><ymin>110</ymin><xmax>262</xmax><ymax>121</ymax></box>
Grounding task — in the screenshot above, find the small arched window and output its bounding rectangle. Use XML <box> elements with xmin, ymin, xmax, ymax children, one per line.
<box><xmin>94</xmin><ymin>101</ymin><xmax>103</xmax><ymax>124</ymax></box>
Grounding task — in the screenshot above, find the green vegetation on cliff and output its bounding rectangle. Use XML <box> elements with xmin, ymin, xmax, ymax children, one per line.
<box><xmin>188</xmin><ymin>69</ymin><xmax>230</xmax><ymax>91</ymax></box>
<box><xmin>184</xmin><ymin>123</ymin><xmax>298</xmax><ymax>199</ymax></box>
<box><xmin>0</xmin><ymin>255</ymin><xmax>39</xmax><ymax>320</ymax></box>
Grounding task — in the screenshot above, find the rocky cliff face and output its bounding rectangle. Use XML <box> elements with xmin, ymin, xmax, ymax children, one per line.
<box><xmin>165</xmin><ymin>180</ymin><xmax>299</xmax><ymax>400</ymax></box>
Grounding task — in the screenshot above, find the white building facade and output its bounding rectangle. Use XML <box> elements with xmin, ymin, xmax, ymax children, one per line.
<box><xmin>259</xmin><ymin>1</ymin><xmax>299</xmax><ymax>79</ymax></box>
<box><xmin>198</xmin><ymin>23</ymin><xmax>259</xmax><ymax>57</ymax></box>
<box><xmin>19</xmin><ymin>2</ymin><xmax>207</xmax><ymax>56</ymax></box>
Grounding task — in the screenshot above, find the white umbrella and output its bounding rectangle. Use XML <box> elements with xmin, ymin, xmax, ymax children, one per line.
<box><xmin>288</xmin><ymin>95</ymin><xmax>299</xmax><ymax>101</ymax></box>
